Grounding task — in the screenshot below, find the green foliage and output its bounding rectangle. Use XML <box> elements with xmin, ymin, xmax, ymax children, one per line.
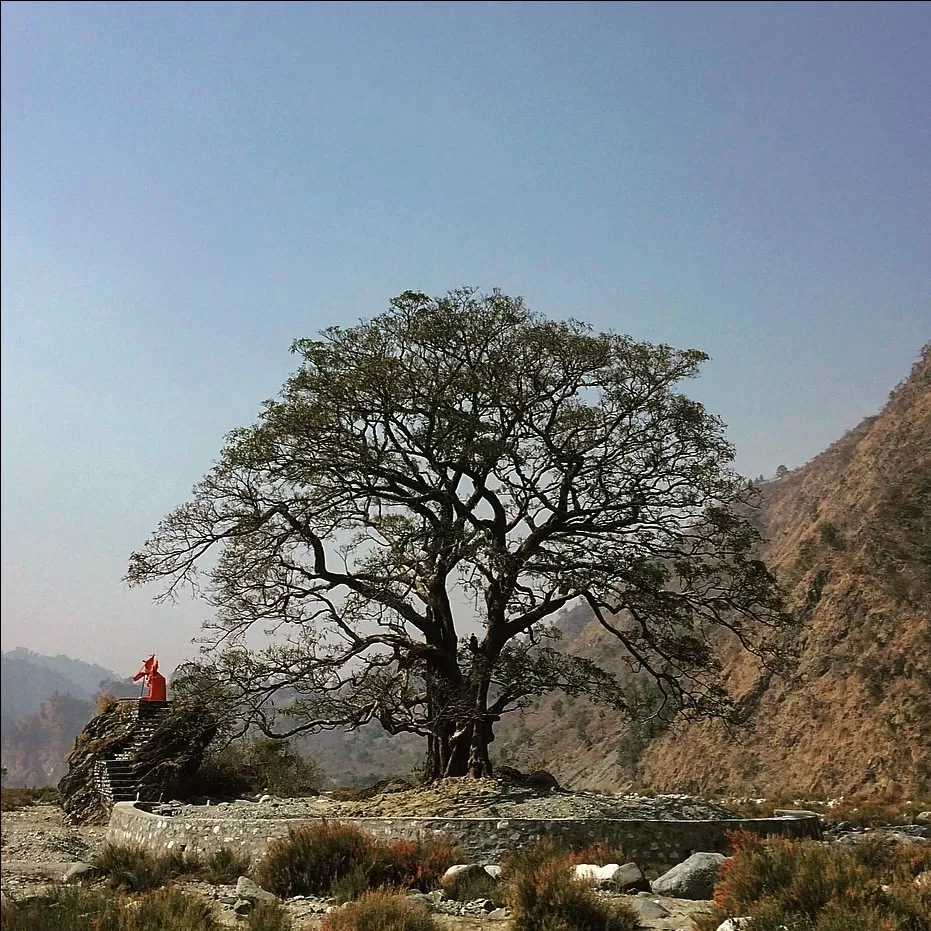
<box><xmin>696</xmin><ymin>832</ymin><xmax>931</xmax><ymax>931</ymax></box>
<box><xmin>0</xmin><ymin>785</ymin><xmax>60</xmax><ymax>811</ymax></box>
<box><xmin>504</xmin><ymin>840</ymin><xmax>639</xmax><ymax>931</ymax></box>
<box><xmin>129</xmin><ymin>288</ymin><xmax>793</xmax><ymax>779</ymax></box>
<box><xmin>255</xmin><ymin>822</ymin><xmax>461</xmax><ymax>899</ymax></box>
<box><xmin>0</xmin><ymin>885</ymin><xmax>218</xmax><ymax>931</ymax></box>
<box><xmin>195</xmin><ymin>738</ymin><xmax>323</xmax><ymax>799</ymax></box>
<box><xmin>321</xmin><ymin>891</ymin><xmax>437</xmax><ymax>931</ymax></box>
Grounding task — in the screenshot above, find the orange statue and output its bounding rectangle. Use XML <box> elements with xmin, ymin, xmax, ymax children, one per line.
<box><xmin>133</xmin><ymin>654</ymin><xmax>167</xmax><ymax>702</ymax></box>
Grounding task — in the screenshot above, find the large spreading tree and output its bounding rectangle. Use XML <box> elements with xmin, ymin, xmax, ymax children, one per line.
<box><xmin>129</xmin><ymin>288</ymin><xmax>792</xmax><ymax>779</ymax></box>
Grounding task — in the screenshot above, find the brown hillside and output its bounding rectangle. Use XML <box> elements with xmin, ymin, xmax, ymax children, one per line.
<box><xmin>500</xmin><ymin>345</ymin><xmax>931</xmax><ymax>798</ymax></box>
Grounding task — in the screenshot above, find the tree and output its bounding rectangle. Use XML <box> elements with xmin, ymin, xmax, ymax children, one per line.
<box><xmin>128</xmin><ymin>288</ymin><xmax>792</xmax><ymax>779</ymax></box>
<box><xmin>775</xmin><ymin>464</ymin><xmax>789</xmax><ymax>479</ymax></box>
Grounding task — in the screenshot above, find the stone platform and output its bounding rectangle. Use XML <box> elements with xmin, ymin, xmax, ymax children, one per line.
<box><xmin>107</xmin><ymin>790</ymin><xmax>822</xmax><ymax>866</ymax></box>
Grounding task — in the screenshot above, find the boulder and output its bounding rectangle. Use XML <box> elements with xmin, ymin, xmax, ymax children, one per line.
<box><xmin>442</xmin><ymin>864</ymin><xmax>487</xmax><ymax>884</ymax></box>
<box><xmin>483</xmin><ymin>864</ymin><xmax>503</xmax><ymax>879</ymax></box>
<box><xmin>651</xmin><ymin>852</ymin><xmax>726</xmax><ymax>899</ymax></box>
<box><xmin>614</xmin><ymin>861</ymin><xmax>651</xmax><ymax>892</ymax></box>
<box><xmin>716</xmin><ymin>920</ymin><xmax>753</xmax><ymax>931</ymax></box>
<box><xmin>236</xmin><ymin>876</ymin><xmax>278</xmax><ymax>903</ymax></box>
<box><xmin>631</xmin><ymin>898</ymin><xmax>671</xmax><ymax>920</ymax></box>
<box><xmin>62</xmin><ymin>862</ymin><xmax>98</xmax><ymax>883</ymax></box>
<box><xmin>233</xmin><ymin>899</ymin><xmax>253</xmax><ymax>916</ymax></box>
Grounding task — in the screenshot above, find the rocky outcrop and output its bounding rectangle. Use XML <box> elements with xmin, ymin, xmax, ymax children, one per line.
<box><xmin>58</xmin><ymin>699</ymin><xmax>217</xmax><ymax>824</ymax></box>
<box><xmin>651</xmin><ymin>851</ymin><xmax>726</xmax><ymax>899</ymax></box>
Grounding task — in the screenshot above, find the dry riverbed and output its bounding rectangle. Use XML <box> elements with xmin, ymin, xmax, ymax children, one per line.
<box><xmin>1</xmin><ymin>803</ymin><xmax>714</xmax><ymax>929</ymax></box>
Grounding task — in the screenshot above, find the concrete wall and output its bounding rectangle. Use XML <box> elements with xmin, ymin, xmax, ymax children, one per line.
<box><xmin>108</xmin><ymin>802</ymin><xmax>821</xmax><ymax>867</ymax></box>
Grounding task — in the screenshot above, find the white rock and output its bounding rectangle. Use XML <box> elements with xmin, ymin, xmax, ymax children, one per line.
<box><xmin>574</xmin><ymin>863</ymin><xmax>621</xmax><ymax>884</ymax></box>
<box><xmin>716</xmin><ymin>920</ymin><xmax>754</xmax><ymax>931</ymax></box>
<box><xmin>483</xmin><ymin>864</ymin><xmax>503</xmax><ymax>879</ymax></box>
<box><xmin>442</xmin><ymin>864</ymin><xmax>486</xmax><ymax>883</ymax></box>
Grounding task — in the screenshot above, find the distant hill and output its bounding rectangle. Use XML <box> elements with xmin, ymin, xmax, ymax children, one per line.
<box><xmin>1</xmin><ymin>648</ymin><xmax>136</xmax><ymax>786</ymax></box>
<box><xmin>497</xmin><ymin>344</ymin><xmax>931</xmax><ymax>799</ymax></box>
<box><xmin>0</xmin><ymin>655</ymin><xmax>83</xmax><ymax>723</ymax></box>
<box><xmin>3</xmin><ymin>648</ymin><xmax>119</xmax><ymax>699</ymax></box>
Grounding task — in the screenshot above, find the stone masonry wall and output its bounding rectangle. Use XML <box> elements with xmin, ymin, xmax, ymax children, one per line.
<box><xmin>108</xmin><ymin>803</ymin><xmax>821</xmax><ymax>866</ymax></box>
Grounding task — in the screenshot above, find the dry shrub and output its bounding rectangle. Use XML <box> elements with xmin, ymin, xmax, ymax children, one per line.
<box><xmin>564</xmin><ymin>842</ymin><xmax>626</xmax><ymax>866</ymax></box>
<box><xmin>375</xmin><ymin>836</ymin><xmax>461</xmax><ymax>890</ymax></box>
<box><xmin>0</xmin><ymin>785</ymin><xmax>60</xmax><ymax>811</ymax></box>
<box><xmin>95</xmin><ymin>693</ymin><xmax>119</xmax><ymax>715</ymax></box>
<box><xmin>696</xmin><ymin>831</ymin><xmax>931</xmax><ymax>931</ymax></box>
<box><xmin>94</xmin><ymin>842</ymin><xmax>203</xmax><ymax>892</ymax></box>
<box><xmin>202</xmin><ymin>845</ymin><xmax>253</xmax><ymax>884</ymax></box>
<box><xmin>256</xmin><ymin>822</ymin><xmax>461</xmax><ymax>900</ymax></box>
<box><xmin>257</xmin><ymin>822</ymin><xmax>375</xmax><ymax>898</ymax></box>
<box><xmin>93</xmin><ymin>841</ymin><xmax>254</xmax><ymax>891</ymax></box>
<box><xmin>505</xmin><ymin>839</ymin><xmax>639</xmax><ymax>931</ymax></box>
<box><xmin>441</xmin><ymin>867</ymin><xmax>504</xmax><ymax>904</ymax></box>
<box><xmin>0</xmin><ymin>885</ymin><xmax>219</xmax><ymax>931</ymax></box>
<box><xmin>321</xmin><ymin>891</ymin><xmax>437</xmax><ymax>931</ymax></box>
<box><xmin>246</xmin><ymin>900</ymin><xmax>294</xmax><ymax>931</ymax></box>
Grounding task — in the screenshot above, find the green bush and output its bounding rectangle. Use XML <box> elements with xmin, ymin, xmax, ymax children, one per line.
<box><xmin>0</xmin><ymin>885</ymin><xmax>218</xmax><ymax>931</ymax></box>
<box><xmin>195</xmin><ymin>738</ymin><xmax>323</xmax><ymax>799</ymax></box>
<box><xmin>320</xmin><ymin>891</ymin><xmax>437</xmax><ymax>931</ymax></box>
<box><xmin>504</xmin><ymin>840</ymin><xmax>639</xmax><ymax>931</ymax></box>
<box><xmin>255</xmin><ymin>822</ymin><xmax>461</xmax><ymax>900</ymax></box>
<box><xmin>696</xmin><ymin>832</ymin><xmax>931</xmax><ymax>931</ymax></box>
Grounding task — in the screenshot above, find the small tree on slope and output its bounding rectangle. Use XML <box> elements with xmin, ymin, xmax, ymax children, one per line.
<box><xmin>128</xmin><ymin>288</ymin><xmax>793</xmax><ymax>779</ymax></box>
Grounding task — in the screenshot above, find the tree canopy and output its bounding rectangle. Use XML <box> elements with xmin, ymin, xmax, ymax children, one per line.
<box><xmin>129</xmin><ymin>288</ymin><xmax>792</xmax><ymax>778</ymax></box>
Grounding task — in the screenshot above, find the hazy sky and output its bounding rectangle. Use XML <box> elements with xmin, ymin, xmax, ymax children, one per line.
<box><xmin>2</xmin><ymin>1</ymin><xmax>929</xmax><ymax>676</ymax></box>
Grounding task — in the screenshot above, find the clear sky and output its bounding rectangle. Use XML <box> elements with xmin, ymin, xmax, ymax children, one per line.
<box><xmin>2</xmin><ymin>1</ymin><xmax>929</xmax><ymax>675</ymax></box>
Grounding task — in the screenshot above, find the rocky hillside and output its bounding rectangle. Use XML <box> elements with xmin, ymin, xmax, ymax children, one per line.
<box><xmin>499</xmin><ymin>345</ymin><xmax>931</xmax><ymax>799</ymax></box>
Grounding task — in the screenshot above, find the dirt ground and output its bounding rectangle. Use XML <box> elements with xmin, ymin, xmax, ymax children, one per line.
<box><xmin>0</xmin><ymin>804</ymin><xmax>714</xmax><ymax>930</ymax></box>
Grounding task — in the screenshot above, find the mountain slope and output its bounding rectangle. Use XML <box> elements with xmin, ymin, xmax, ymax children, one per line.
<box><xmin>3</xmin><ymin>648</ymin><xmax>119</xmax><ymax>699</ymax></box>
<box><xmin>641</xmin><ymin>343</ymin><xmax>930</xmax><ymax>797</ymax></box>
<box><xmin>500</xmin><ymin>344</ymin><xmax>931</xmax><ymax>798</ymax></box>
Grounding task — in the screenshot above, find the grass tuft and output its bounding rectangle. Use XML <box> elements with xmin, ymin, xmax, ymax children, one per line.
<box><xmin>321</xmin><ymin>890</ymin><xmax>437</xmax><ymax>931</ymax></box>
<box><xmin>0</xmin><ymin>885</ymin><xmax>219</xmax><ymax>931</ymax></box>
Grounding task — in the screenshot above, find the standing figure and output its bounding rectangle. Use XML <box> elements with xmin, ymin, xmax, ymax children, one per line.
<box><xmin>133</xmin><ymin>654</ymin><xmax>167</xmax><ymax>702</ymax></box>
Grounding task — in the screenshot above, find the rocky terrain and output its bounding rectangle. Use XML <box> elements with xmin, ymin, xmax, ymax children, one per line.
<box><xmin>0</xmin><ymin>802</ymin><xmax>716</xmax><ymax>930</ymax></box>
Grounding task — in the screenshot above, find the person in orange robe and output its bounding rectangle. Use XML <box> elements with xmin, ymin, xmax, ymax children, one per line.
<box><xmin>133</xmin><ymin>654</ymin><xmax>167</xmax><ymax>701</ymax></box>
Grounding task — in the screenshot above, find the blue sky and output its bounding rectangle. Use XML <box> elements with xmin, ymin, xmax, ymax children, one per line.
<box><xmin>2</xmin><ymin>1</ymin><xmax>929</xmax><ymax>674</ymax></box>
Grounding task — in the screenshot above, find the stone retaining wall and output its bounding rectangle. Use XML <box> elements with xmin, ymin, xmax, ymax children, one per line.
<box><xmin>108</xmin><ymin>802</ymin><xmax>821</xmax><ymax>866</ymax></box>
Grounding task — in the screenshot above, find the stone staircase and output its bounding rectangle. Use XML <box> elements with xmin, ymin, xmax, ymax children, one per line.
<box><xmin>94</xmin><ymin>700</ymin><xmax>172</xmax><ymax>806</ymax></box>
